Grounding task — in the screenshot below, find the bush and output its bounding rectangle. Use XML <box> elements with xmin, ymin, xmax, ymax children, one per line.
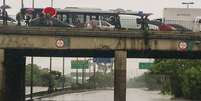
<box><xmin>149</xmin><ymin>59</ymin><xmax>201</xmax><ymax>100</ymax></box>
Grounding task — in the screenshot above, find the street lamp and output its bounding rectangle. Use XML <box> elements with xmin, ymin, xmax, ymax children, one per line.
<box><xmin>182</xmin><ymin>2</ymin><xmax>194</xmax><ymax>8</ymax></box>
<box><xmin>51</xmin><ymin>0</ymin><xmax>53</xmax><ymax>7</ymax></box>
<box><xmin>21</xmin><ymin>0</ymin><xmax>24</xmax><ymax>8</ymax></box>
<box><xmin>32</xmin><ymin>0</ymin><xmax>34</xmax><ymax>8</ymax></box>
<box><xmin>2</xmin><ymin>0</ymin><xmax>6</xmax><ymax>25</ymax></box>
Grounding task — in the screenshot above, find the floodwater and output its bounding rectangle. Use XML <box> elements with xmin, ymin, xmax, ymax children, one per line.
<box><xmin>34</xmin><ymin>88</ymin><xmax>194</xmax><ymax>101</ymax></box>
<box><xmin>26</xmin><ymin>86</ymin><xmax>48</xmax><ymax>95</ymax></box>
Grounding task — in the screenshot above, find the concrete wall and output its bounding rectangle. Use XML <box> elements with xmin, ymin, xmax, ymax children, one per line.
<box><xmin>0</xmin><ymin>34</ymin><xmax>200</xmax><ymax>51</ymax></box>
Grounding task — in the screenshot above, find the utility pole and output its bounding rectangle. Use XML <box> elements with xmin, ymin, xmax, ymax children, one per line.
<box><xmin>51</xmin><ymin>0</ymin><xmax>53</xmax><ymax>7</ymax></box>
<box><xmin>93</xmin><ymin>62</ymin><xmax>96</xmax><ymax>88</ymax></box>
<box><xmin>32</xmin><ymin>0</ymin><xmax>34</xmax><ymax>8</ymax></box>
<box><xmin>82</xmin><ymin>58</ymin><xmax>86</xmax><ymax>88</ymax></box>
<box><xmin>182</xmin><ymin>2</ymin><xmax>194</xmax><ymax>8</ymax></box>
<box><xmin>88</xmin><ymin>60</ymin><xmax>91</xmax><ymax>87</ymax></box>
<box><xmin>30</xmin><ymin>57</ymin><xmax>33</xmax><ymax>100</ymax></box>
<box><xmin>2</xmin><ymin>0</ymin><xmax>6</xmax><ymax>25</ymax></box>
<box><xmin>76</xmin><ymin>58</ymin><xmax>78</xmax><ymax>85</ymax></box>
<box><xmin>48</xmin><ymin>57</ymin><xmax>52</xmax><ymax>93</ymax></box>
<box><xmin>62</xmin><ymin>57</ymin><xmax>65</xmax><ymax>90</ymax></box>
<box><xmin>21</xmin><ymin>0</ymin><xmax>24</xmax><ymax>8</ymax></box>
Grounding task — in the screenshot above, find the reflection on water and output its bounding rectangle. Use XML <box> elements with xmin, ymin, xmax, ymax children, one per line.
<box><xmin>34</xmin><ymin>88</ymin><xmax>195</xmax><ymax>101</ymax></box>
<box><xmin>26</xmin><ymin>86</ymin><xmax>48</xmax><ymax>95</ymax></box>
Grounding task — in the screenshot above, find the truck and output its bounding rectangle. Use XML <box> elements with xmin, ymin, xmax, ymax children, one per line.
<box><xmin>163</xmin><ymin>8</ymin><xmax>201</xmax><ymax>32</ymax></box>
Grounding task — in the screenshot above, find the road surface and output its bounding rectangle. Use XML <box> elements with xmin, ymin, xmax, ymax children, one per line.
<box><xmin>34</xmin><ymin>88</ymin><xmax>194</xmax><ymax>101</ymax></box>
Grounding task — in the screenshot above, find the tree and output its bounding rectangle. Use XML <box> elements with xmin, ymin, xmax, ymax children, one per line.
<box><xmin>149</xmin><ymin>59</ymin><xmax>201</xmax><ymax>99</ymax></box>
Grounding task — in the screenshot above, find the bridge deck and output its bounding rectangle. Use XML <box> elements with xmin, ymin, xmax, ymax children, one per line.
<box><xmin>0</xmin><ymin>26</ymin><xmax>201</xmax><ymax>40</ymax></box>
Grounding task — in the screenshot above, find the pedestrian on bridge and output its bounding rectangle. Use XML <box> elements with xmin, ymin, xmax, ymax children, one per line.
<box><xmin>0</xmin><ymin>10</ymin><xmax>2</xmax><ymax>16</ymax></box>
<box><xmin>16</xmin><ymin>12</ymin><xmax>22</xmax><ymax>26</ymax></box>
<box><xmin>25</xmin><ymin>15</ymin><xmax>31</xmax><ymax>27</ymax></box>
<box><xmin>2</xmin><ymin>10</ymin><xmax>8</xmax><ymax>25</ymax></box>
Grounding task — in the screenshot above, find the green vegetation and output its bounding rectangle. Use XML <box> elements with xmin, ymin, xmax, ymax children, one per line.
<box><xmin>149</xmin><ymin>59</ymin><xmax>201</xmax><ymax>100</ymax></box>
<box><xmin>93</xmin><ymin>71</ymin><xmax>114</xmax><ymax>87</ymax></box>
<box><xmin>127</xmin><ymin>74</ymin><xmax>147</xmax><ymax>88</ymax></box>
<box><xmin>25</xmin><ymin>64</ymin><xmax>72</xmax><ymax>88</ymax></box>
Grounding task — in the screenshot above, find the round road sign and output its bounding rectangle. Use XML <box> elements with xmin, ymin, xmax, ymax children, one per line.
<box><xmin>56</xmin><ymin>39</ymin><xmax>64</xmax><ymax>48</ymax></box>
<box><xmin>178</xmin><ymin>41</ymin><xmax>187</xmax><ymax>50</ymax></box>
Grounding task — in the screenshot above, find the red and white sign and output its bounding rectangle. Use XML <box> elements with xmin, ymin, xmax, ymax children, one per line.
<box><xmin>56</xmin><ymin>39</ymin><xmax>64</xmax><ymax>48</ymax></box>
<box><xmin>178</xmin><ymin>41</ymin><xmax>187</xmax><ymax>50</ymax></box>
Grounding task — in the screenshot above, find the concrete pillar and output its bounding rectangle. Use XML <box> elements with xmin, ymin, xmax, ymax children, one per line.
<box><xmin>114</xmin><ymin>50</ymin><xmax>127</xmax><ymax>101</ymax></box>
<box><xmin>0</xmin><ymin>49</ymin><xmax>5</xmax><ymax>101</ymax></box>
<box><xmin>5</xmin><ymin>51</ymin><xmax>25</xmax><ymax>101</ymax></box>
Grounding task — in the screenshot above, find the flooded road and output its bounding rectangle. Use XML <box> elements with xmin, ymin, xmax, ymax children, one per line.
<box><xmin>26</xmin><ymin>87</ymin><xmax>48</xmax><ymax>95</ymax></box>
<box><xmin>35</xmin><ymin>88</ymin><xmax>194</xmax><ymax>101</ymax></box>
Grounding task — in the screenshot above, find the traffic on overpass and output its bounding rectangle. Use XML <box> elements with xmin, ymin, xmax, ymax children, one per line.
<box><xmin>0</xmin><ymin>0</ymin><xmax>201</xmax><ymax>101</ymax></box>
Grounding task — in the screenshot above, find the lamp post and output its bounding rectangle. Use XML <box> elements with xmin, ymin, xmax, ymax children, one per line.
<box><xmin>51</xmin><ymin>0</ymin><xmax>53</xmax><ymax>7</ymax></box>
<box><xmin>2</xmin><ymin>0</ymin><xmax>6</xmax><ymax>25</ymax></box>
<box><xmin>32</xmin><ymin>0</ymin><xmax>34</xmax><ymax>8</ymax></box>
<box><xmin>182</xmin><ymin>2</ymin><xmax>194</xmax><ymax>8</ymax></box>
<box><xmin>21</xmin><ymin>0</ymin><xmax>24</xmax><ymax>8</ymax></box>
<box><xmin>3</xmin><ymin>0</ymin><xmax>5</xmax><ymax>9</ymax></box>
<box><xmin>62</xmin><ymin>57</ymin><xmax>65</xmax><ymax>90</ymax></box>
<box><xmin>30</xmin><ymin>57</ymin><xmax>33</xmax><ymax>100</ymax></box>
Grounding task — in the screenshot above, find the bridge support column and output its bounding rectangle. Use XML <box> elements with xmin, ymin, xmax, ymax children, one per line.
<box><xmin>0</xmin><ymin>49</ymin><xmax>5</xmax><ymax>101</ymax></box>
<box><xmin>5</xmin><ymin>50</ymin><xmax>25</xmax><ymax>101</ymax></box>
<box><xmin>114</xmin><ymin>50</ymin><xmax>127</xmax><ymax>101</ymax></box>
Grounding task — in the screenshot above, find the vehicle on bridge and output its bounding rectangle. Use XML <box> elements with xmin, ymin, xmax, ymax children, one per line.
<box><xmin>20</xmin><ymin>7</ymin><xmax>152</xmax><ymax>30</ymax></box>
<box><xmin>86</xmin><ymin>20</ymin><xmax>115</xmax><ymax>30</ymax></box>
<box><xmin>163</xmin><ymin>8</ymin><xmax>201</xmax><ymax>32</ymax></box>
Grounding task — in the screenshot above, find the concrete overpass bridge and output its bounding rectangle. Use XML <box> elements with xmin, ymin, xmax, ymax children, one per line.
<box><xmin>1</xmin><ymin>26</ymin><xmax>201</xmax><ymax>101</ymax></box>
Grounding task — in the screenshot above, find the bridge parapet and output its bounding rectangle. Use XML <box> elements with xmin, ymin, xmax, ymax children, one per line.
<box><xmin>0</xmin><ymin>26</ymin><xmax>201</xmax><ymax>51</ymax></box>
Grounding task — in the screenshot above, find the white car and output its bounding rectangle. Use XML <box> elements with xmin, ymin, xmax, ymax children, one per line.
<box><xmin>86</xmin><ymin>20</ymin><xmax>115</xmax><ymax>30</ymax></box>
<box><xmin>148</xmin><ymin>24</ymin><xmax>159</xmax><ymax>30</ymax></box>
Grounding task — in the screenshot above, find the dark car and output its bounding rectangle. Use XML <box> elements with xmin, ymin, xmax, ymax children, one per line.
<box><xmin>30</xmin><ymin>17</ymin><xmax>74</xmax><ymax>27</ymax></box>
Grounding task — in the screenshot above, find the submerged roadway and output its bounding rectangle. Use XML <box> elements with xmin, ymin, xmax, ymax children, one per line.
<box><xmin>36</xmin><ymin>88</ymin><xmax>194</xmax><ymax>101</ymax></box>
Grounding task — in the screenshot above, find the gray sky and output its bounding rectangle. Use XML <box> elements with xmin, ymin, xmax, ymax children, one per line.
<box><xmin>2</xmin><ymin>0</ymin><xmax>201</xmax><ymax>18</ymax></box>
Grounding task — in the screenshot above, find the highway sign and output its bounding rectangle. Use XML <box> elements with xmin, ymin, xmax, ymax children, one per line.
<box><xmin>71</xmin><ymin>60</ymin><xmax>89</xmax><ymax>69</ymax></box>
<box><xmin>178</xmin><ymin>41</ymin><xmax>187</xmax><ymax>50</ymax></box>
<box><xmin>56</xmin><ymin>39</ymin><xmax>64</xmax><ymax>48</ymax></box>
<box><xmin>139</xmin><ymin>62</ymin><xmax>153</xmax><ymax>69</ymax></box>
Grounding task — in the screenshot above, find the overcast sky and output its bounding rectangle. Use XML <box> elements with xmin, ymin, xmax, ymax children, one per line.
<box><xmin>2</xmin><ymin>0</ymin><xmax>201</xmax><ymax>18</ymax></box>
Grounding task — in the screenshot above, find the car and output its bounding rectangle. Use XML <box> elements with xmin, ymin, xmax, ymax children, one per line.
<box><xmin>30</xmin><ymin>16</ymin><xmax>75</xmax><ymax>27</ymax></box>
<box><xmin>148</xmin><ymin>24</ymin><xmax>159</xmax><ymax>30</ymax></box>
<box><xmin>159</xmin><ymin>24</ymin><xmax>176</xmax><ymax>31</ymax></box>
<box><xmin>86</xmin><ymin>20</ymin><xmax>115</xmax><ymax>30</ymax></box>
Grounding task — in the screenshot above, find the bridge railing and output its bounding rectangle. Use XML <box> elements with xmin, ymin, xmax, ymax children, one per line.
<box><xmin>0</xmin><ymin>15</ymin><xmax>195</xmax><ymax>32</ymax></box>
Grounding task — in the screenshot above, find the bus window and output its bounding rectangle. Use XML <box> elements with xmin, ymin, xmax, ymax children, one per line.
<box><xmin>63</xmin><ymin>14</ymin><xmax>67</xmax><ymax>23</ymax></box>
